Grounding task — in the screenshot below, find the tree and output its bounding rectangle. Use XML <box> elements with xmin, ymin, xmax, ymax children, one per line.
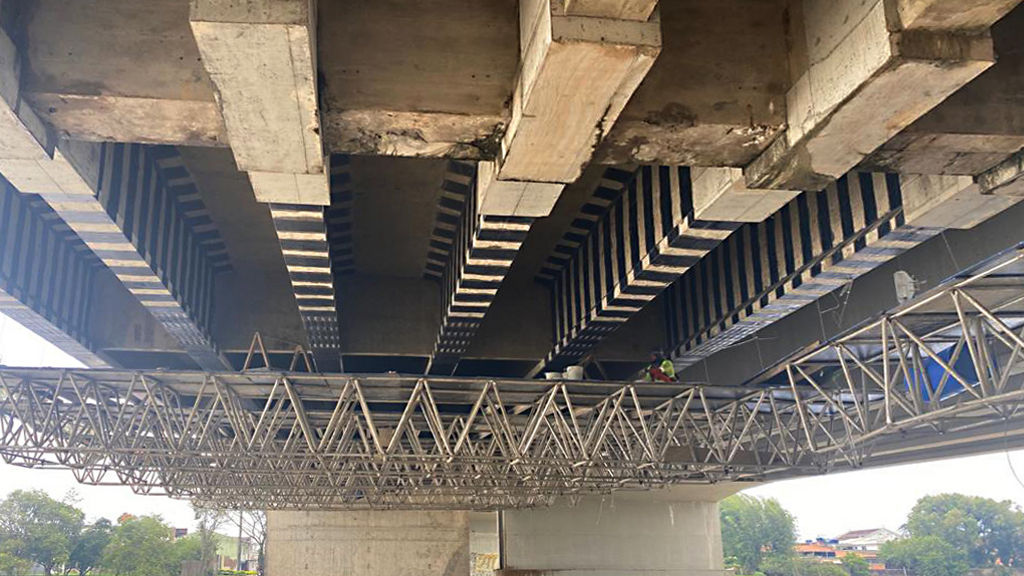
<box><xmin>0</xmin><ymin>490</ymin><xmax>84</xmax><ymax>576</ymax></box>
<box><xmin>102</xmin><ymin>515</ymin><xmax>178</xmax><ymax>576</ymax></box>
<box><xmin>191</xmin><ymin>505</ymin><xmax>226</xmax><ymax>576</ymax></box>
<box><xmin>761</xmin><ymin>556</ymin><xmax>846</xmax><ymax>576</ymax></box>
<box><xmin>67</xmin><ymin>519</ymin><xmax>112</xmax><ymax>576</ymax></box>
<box><xmin>172</xmin><ymin>534</ymin><xmax>203</xmax><ymax>568</ymax></box>
<box><xmin>840</xmin><ymin>553</ymin><xmax>871</xmax><ymax>576</ymax></box>
<box><xmin>0</xmin><ymin>539</ymin><xmax>32</xmax><ymax>576</ymax></box>
<box><xmin>720</xmin><ymin>494</ymin><xmax>796</xmax><ymax>574</ymax></box>
<box><xmin>232</xmin><ymin>511</ymin><xmax>266</xmax><ymax>575</ymax></box>
<box><xmin>881</xmin><ymin>535</ymin><xmax>969</xmax><ymax>576</ymax></box>
<box><xmin>906</xmin><ymin>493</ymin><xmax>1024</xmax><ymax>567</ymax></box>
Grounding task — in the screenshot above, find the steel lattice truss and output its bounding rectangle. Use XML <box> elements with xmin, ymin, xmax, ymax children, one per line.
<box><xmin>2</xmin><ymin>246</ymin><xmax>1024</xmax><ymax>510</ymax></box>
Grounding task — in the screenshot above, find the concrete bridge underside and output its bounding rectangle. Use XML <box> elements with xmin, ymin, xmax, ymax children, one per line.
<box><xmin>2</xmin><ymin>0</ymin><xmax>1024</xmax><ymax>574</ymax></box>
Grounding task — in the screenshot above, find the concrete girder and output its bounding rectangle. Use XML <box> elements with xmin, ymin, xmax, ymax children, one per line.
<box><xmin>0</xmin><ymin>183</ymin><xmax>108</xmax><ymax>367</ymax></box>
<box><xmin>666</xmin><ymin>170</ymin><xmax>1022</xmax><ymax>369</ymax></box>
<box><xmin>190</xmin><ymin>0</ymin><xmax>329</xmax><ymax>206</ymax></box>
<box><xmin>0</xmin><ymin>12</ymin><xmax>231</xmax><ymax>369</ymax></box>
<box><xmin>425</xmin><ymin>163</ymin><xmax>533</xmax><ymax>375</ymax></box>
<box><xmin>542</xmin><ymin>165</ymin><xmax>739</xmax><ymax>371</ymax></box>
<box><xmin>745</xmin><ymin>0</ymin><xmax>998</xmax><ymax>191</ymax></box>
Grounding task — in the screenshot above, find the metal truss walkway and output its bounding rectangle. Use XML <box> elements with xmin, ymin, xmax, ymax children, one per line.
<box><xmin>3</xmin><ymin>245</ymin><xmax>1024</xmax><ymax>510</ymax></box>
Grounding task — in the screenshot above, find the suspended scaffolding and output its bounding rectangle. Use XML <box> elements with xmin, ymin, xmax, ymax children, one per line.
<box><xmin>2</xmin><ymin>245</ymin><xmax>1024</xmax><ymax>510</ymax></box>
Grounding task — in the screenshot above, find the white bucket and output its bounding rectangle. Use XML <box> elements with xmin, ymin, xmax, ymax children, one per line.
<box><xmin>544</xmin><ymin>372</ymin><xmax>562</xmax><ymax>380</ymax></box>
<box><xmin>563</xmin><ymin>365</ymin><xmax>585</xmax><ymax>380</ymax></box>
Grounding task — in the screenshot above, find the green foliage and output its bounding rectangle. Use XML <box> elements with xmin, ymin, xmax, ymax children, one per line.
<box><xmin>840</xmin><ymin>553</ymin><xmax>870</xmax><ymax>576</ymax></box>
<box><xmin>0</xmin><ymin>490</ymin><xmax>85</xmax><ymax>576</ymax></box>
<box><xmin>172</xmin><ymin>533</ymin><xmax>203</xmax><ymax>567</ymax></box>
<box><xmin>905</xmin><ymin>493</ymin><xmax>1024</xmax><ymax>567</ymax></box>
<box><xmin>102</xmin><ymin>515</ymin><xmax>180</xmax><ymax>576</ymax></box>
<box><xmin>69</xmin><ymin>519</ymin><xmax>113</xmax><ymax>576</ymax></box>
<box><xmin>720</xmin><ymin>494</ymin><xmax>797</xmax><ymax>574</ymax></box>
<box><xmin>881</xmin><ymin>535</ymin><xmax>969</xmax><ymax>576</ymax></box>
<box><xmin>0</xmin><ymin>539</ymin><xmax>33</xmax><ymax>576</ymax></box>
<box><xmin>760</xmin><ymin>556</ymin><xmax>847</xmax><ymax>576</ymax></box>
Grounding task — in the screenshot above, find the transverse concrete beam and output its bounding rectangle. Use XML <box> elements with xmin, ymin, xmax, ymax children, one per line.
<box><xmin>745</xmin><ymin>0</ymin><xmax>996</xmax><ymax>191</ymax></box>
<box><xmin>19</xmin><ymin>0</ymin><xmax>227</xmax><ymax>148</ymax></box>
<box><xmin>190</xmin><ymin>0</ymin><xmax>329</xmax><ymax>205</ymax></box>
<box><xmin>479</xmin><ymin>0</ymin><xmax>661</xmax><ymax>218</ymax></box>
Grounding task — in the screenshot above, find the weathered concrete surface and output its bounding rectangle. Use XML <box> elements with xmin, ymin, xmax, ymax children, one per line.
<box><xmin>563</xmin><ymin>0</ymin><xmax>658</xmax><ymax>21</ymax></box>
<box><xmin>691</xmin><ymin>167</ymin><xmax>799</xmax><ymax>222</ymax></box>
<box><xmin>901</xmin><ymin>173</ymin><xmax>1020</xmax><ymax>228</ymax></box>
<box><xmin>501</xmin><ymin>486</ymin><xmax>741</xmax><ymax>576</ymax></box>
<box><xmin>266</xmin><ymin>510</ymin><xmax>470</xmax><ymax>576</ymax></box>
<box><xmin>864</xmin><ymin>5</ymin><xmax>1024</xmax><ymax>176</ymax></box>
<box><xmin>896</xmin><ymin>0</ymin><xmax>1020</xmax><ymax>30</ymax></box>
<box><xmin>593</xmin><ymin>0</ymin><xmax>788</xmax><ymax>167</ymax></box>
<box><xmin>978</xmin><ymin>150</ymin><xmax>1024</xmax><ymax>196</ymax></box>
<box><xmin>746</xmin><ymin>0</ymin><xmax>996</xmax><ymax>191</ymax></box>
<box><xmin>191</xmin><ymin>0</ymin><xmax>328</xmax><ymax>205</ymax></box>
<box><xmin>498</xmin><ymin>0</ymin><xmax>660</xmax><ymax>185</ymax></box>
<box><xmin>320</xmin><ymin>0</ymin><xmax>518</xmax><ymax>158</ymax></box>
<box><xmin>17</xmin><ymin>0</ymin><xmax>226</xmax><ymax>146</ymax></box>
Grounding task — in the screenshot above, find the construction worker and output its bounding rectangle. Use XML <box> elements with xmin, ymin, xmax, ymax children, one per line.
<box><xmin>642</xmin><ymin>351</ymin><xmax>676</xmax><ymax>382</ymax></box>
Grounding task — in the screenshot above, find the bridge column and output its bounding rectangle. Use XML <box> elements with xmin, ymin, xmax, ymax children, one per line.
<box><xmin>265</xmin><ymin>510</ymin><xmax>470</xmax><ymax>576</ymax></box>
<box><xmin>498</xmin><ymin>487</ymin><xmax>737</xmax><ymax>576</ymax></box>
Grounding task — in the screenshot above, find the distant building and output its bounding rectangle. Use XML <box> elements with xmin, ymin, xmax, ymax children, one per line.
<box><xmin>796</xmin><ymin>529</ymin><xmax>901</xmax><ymax>573</ymax></box>
<box><xmin>214</xmin><ymin>532</ymin><xmax>259</xmax><ymax>572</ymax></box>
<box><xmin>835</xmin><ymin>528</ymin><xmax>902</xmax><ymax>552</ymax></box>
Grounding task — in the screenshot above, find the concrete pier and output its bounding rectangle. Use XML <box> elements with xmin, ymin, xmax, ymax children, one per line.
<box><xmin>499</xmin><ymin>486</ymin><xmax>739</xmax><ymax>576</ymax></box>
<box><xmin>266</xmin><ymin>510</ymin><xmax>470</xmax><ymax>576</ymax></box>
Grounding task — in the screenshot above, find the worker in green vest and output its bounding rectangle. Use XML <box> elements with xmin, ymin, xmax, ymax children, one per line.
<box><xmin>643</xmin><ymin>350</ymin><xmax>676</xmax><ymax>382</ymax></box>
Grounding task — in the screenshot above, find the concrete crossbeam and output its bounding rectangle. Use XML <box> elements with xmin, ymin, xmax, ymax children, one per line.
<box><xmin>691</xmin><ymin>167</ymin><xmax>800</xmax><ymax>223</ymax></box>
<box><xmin>901</xmin><ymin>173</ymin><xmax>1020</xmax><ymax>229</ymax></box>
<box><xmin>502</xmin><ymin>0</ymin><xmax>660</xmax><ymax>184</ymax></box>
<box><xmin>562</xmin><ymin>0</ymin><xmax>658</xmax><ymax>21</ymax></box>
<box><xmin>864</xmin><ymin>7</ymin><xmax>1024</xmax><ymax>177</ymax></box>
<box><xmin>190</xmin><ymin>0</ymin><xmax>329</xmax><ymax>205</ymax></box>
<box><xmin>745</xmin><ymin>0</ymin><xmax>996</xmax><ymax>191</ymax></box>
<box><xmin>896</xmin><ymin>0</ymin><xmax>1021</xmax><ymax>30</ymax></box>
<box><xmin>19</xmin><ymin>0</ymin><xmax>227</xmax><ymax>148</ymax></box>
<box><xmin>977</xmin><ymin>150</ymin><xmax>1024</xmax><ymax>199</ymax></box>
<box><xmin>477</xmin><ymin>0</ymin><xmax>660</xmax><ymax>218</ymax></box>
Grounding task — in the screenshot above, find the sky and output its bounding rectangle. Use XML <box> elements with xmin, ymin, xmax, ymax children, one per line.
<box><xmin>1</xmin><ymin>312</ymin><xmax>1023</xmax><ymax>537</ymax></box>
